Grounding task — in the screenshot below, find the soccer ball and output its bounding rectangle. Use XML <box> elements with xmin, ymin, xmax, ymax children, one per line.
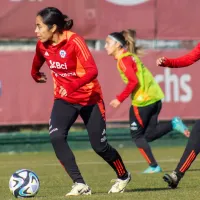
<box><xmin>9</xmin><ymin>169</ymin><xmax>40</xmax><ymax>198</ymax></box>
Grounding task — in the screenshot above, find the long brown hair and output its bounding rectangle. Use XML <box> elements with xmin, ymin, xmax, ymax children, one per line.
<box><xmin>121</xmin><ymin>29</ymin><xmax>144</xmax><ymax>56</ymax></box>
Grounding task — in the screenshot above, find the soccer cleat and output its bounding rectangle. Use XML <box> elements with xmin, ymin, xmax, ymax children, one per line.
<box><xmin>172</xmin><ymin>117</ymin><xmax>188</xmax><ymax>135</ymax></box>
<box><xmin>163</xmin><ymin>171</ymin><xmax>181</xmax><ymax>189</ymax></box>
<box><xmin>66</xmin><ymin>182</ymin><xmax>91</xmax><ymax>196</ymax></box>
<box><xmin>142</xmin><ymin>165</ymin><xmax>162</xmax><ymax>173</ymax></box>
<box><xmin>108</xmin><ymin>172</ymin><xmax>131</xmax><ymax>194</ymax></box>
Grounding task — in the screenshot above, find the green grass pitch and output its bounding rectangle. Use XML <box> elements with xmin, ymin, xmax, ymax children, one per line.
<box><xmin>1</xmin><ymin>147</ymin><xmax>200</xmax><ymax>199</ymax></box>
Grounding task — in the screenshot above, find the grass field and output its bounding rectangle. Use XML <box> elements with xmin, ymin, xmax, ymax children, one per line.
<box><xmin>1</xmin><ymin>146</ymin><xmax>200</xmax><ymax>200</ymax></box>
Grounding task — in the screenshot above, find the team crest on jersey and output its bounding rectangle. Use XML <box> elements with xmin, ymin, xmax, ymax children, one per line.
<box><xmin>59</xmin><ymin>50</ymin><xmax>67</xmax><ymax>58</ymax></box>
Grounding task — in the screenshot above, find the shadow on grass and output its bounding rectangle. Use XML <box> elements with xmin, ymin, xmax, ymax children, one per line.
<box><xmin>92</xmin><ymin>187</ymin><xmax>172</xmax><ymax>195</ymax></box>
<box><xmin>126</xmin><ymin>187</ymin><xmax>172</xmax><ymax>192</ymax></box>
<box><xmin>163</xmin><ymin>168</ymin><xmax>200</xmax><ymax>173</ymax></box>
<box><xmin>188</xmin><ymin>168</ymin><xmax>200</xmax><ymax>172</ymax></box>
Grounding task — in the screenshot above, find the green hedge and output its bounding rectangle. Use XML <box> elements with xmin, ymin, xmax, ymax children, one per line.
<box><xmin>0</xmin><ymin>128</ymin><xmax>188</xmax><ymax>152</ymax></box>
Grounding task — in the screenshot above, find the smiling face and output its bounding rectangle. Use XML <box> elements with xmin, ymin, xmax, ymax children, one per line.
<box><xmin>104</xmin><ymin>37</ymin><xmax>121</xmax><ymax>56</ymax></box>
<box><xmin>35</xmin><ymin>15</ymin><xmax>54</xmax><ymax>43</ymax></box>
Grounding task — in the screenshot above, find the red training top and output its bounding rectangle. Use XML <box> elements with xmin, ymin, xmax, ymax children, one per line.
<box><xmin>116</xmin><ymin>55</ymin><xmax>138</xmax><ymax>102</ymax></box>
<box><xmin>163</xmin><ymin>43</ymin><xmax>200</xmax><ymax>68</ymax></box>
<box><xmin>31</xmin><ymin>31</ymin><xmax>103</xmax><ymax>106</ymax></box>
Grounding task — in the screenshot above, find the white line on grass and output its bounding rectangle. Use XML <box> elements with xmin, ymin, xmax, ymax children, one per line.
<box><xmin>0</xmin><ymin>158</ymin><xmax>199</xmax><ymax>168</ymax></box>
<box><xmin>43</xmin><ymin>158</ymin><xmax>200</xmax><ymax>166</ymax></box>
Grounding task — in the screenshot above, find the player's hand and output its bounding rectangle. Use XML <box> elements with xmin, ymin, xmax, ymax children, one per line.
<box><xmin>156</xmin><ymin>57</ymin><xmax>166</xmax><ymax>66</ymax></box>
<box><xmin>37</xmin><ymin>72</ymin><xmax>47</xmax><ymax>83</ymax></box>
<box><xmin>59</xmin><ymin>86</ymin><xmax>67</xmax><ymax>97</ymax></box>
<box><xmin>110</xmin><ymin>99</ymin><xmax>121</xmax><ymax>108</ymax></box>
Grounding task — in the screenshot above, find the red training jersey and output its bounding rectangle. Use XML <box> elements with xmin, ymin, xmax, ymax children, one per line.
<box><xmin>163</xmin><ymin>43</ymin><xmax>200</xmax><ymax>68</ymax></box>
<box><xmin>116</xmin><ymin>55</ymin><xmax>138</xmax><ymax>102</ymax></box>
<box><xmin>31</xmin><ymin>31</ymin><xmax>103</xmax><ymax>106</ymax></box>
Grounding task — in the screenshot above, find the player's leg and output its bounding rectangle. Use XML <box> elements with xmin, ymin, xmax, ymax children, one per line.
<box><xmin>145</xmin><ymin>101</ymin><xmax>188</xmax><ymax>143</ymax></box>
<box><xmin>130</xmin><ymin>103</ymin><xmax>160</xmax><ymax>173</ymax></box>
<box><xmin>80</xmin><ymin>100</ymin><xmax>131</xmax><ymax>193</ymax></box>
<box><xmin>144</xmin><ymin>100</ymin><xmax>172</xmax><ymax>142</ymax></box>
<box><xmin>163</xmin><ymin>120</ymin><xmax>200</xmax><ymax>188</ymax></box>
<box><xmin>49</xmin><ymin>99</ymin><xmax>91</xmax><ymax>196</ymax></box>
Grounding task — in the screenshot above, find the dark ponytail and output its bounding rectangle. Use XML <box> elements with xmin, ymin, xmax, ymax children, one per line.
<box><xmin>37</xmin><ymin>7</ymin><xmax>73</xmax><ymax>33</ymax></box>
<box><xmin>63</xmin><ymin>14</ymin><xmax>73</xmax><ymax>30</ymax></box>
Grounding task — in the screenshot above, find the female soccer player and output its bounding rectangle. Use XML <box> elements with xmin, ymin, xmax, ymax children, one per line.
<box><xmin>104</xmin><ymin>29</ymin><xmax>189</xmax><ymax>174</ymax></box>
<box><xmin>31</xmin><ymin>7</ymin><xmax>131</xmax><ymax>196</ymax></box>
<box><xmin>157</xmin><ymin>44</ymin><xmax>200</xmax><ymax>188</ymax></box>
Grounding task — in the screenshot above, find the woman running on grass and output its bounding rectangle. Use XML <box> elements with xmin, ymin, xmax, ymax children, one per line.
<box><xmin>105</xmin><ymin>29</ymin><xmax>190</xmax><ymax>173</ymax></box>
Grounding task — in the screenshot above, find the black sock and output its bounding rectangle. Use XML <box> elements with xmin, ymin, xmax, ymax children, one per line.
<box><xmin>150</xmin><ymin>164</ymin><xmax>158</xmax><ymax>168</ymax></box>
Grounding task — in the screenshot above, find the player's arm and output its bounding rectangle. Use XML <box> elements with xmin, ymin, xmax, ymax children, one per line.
<box><xmin>157</xmin><ymin>43</ymin><xmax>200</xmax><ymax>68</ymax></box>
<box><xmin>116</xmin><ymin>56</ymin><xmax>138</xmax><ymax>103</ymax></box>
<box><xmin>31</xmin><ymin>42</ymin><xmax>46</xmax><ymax>83</ymax></box>
<box><xmin>65</xmin><ymin>35</ymin><xmax>98</xmax><ymax>95</ymax></box>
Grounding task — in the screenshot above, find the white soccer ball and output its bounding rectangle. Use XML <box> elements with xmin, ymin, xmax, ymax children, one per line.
<box><xmin>9</xmin><ymin>169</ymin><xmax>40</xmax><ymax>198</ymax></box>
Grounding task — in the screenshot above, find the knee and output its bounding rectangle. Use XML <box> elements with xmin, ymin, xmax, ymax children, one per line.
<box><xmin>131</xmin><ymin>128</ymin><xmax>145</xmax><ymax>141</ymax></box>
<box><xmin>92</xmin><ymin>143</ymin><xmax>109</xmax><ymax>155</ymax></box>
<box><xmin>132</xmin><ymin>135</ymin><xmax>148</xmax><ymax>148</ymax></box>
<box><xmin>131</xmin><ymin>132</ymin><xmax>143</xmax><ymax>142</ymax></box>
<box><xmin>49</xmin><ymin>129</ymin><xmax>66</xmax><ymax>143</ymax></box>
<box><xmin>145</xmin><ymin>135</ymin><xmax>153</xmax><ymax>142</ymax></box>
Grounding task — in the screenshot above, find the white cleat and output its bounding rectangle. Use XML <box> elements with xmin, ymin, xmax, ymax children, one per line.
<box><xmin>108</xmin><ymin>172</ymin><xmax>131</xmax><ymax>194</ymax></box>
<box><xmin>66</xmin><ymin>182</ymin><xmax>92</xmax><ymax>196</ymax></box>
